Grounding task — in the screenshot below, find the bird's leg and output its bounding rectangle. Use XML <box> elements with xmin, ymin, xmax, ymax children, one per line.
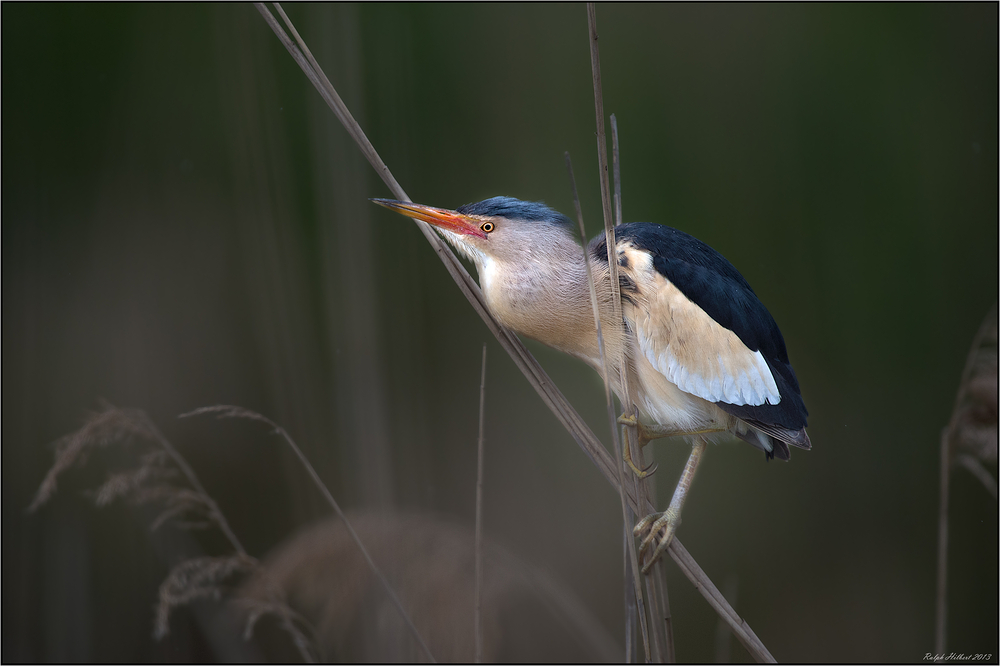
<box><xmin>634</xmin><ymin>438</ymin><xmax>707</xmax><ymax>573</ymax></box>
<box><xmin>617</xmin><ymin>414</ymin><xmax>724</xmax><ymax>478</ymax></box>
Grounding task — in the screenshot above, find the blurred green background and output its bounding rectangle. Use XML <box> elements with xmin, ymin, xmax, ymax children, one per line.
<box><xmin>3</xmin><ymin>3</ymin><xmax>996</xmax><ymax>662</ymax></box>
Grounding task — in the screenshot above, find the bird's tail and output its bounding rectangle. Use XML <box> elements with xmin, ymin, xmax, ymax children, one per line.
<box><xmin>736</xmin><ymin>421</ymin><xmax>811</xmax><ymax>461</ymax></box>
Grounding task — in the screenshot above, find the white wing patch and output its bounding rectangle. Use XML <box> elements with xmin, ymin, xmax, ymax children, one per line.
<box><xmin>623</xmin><ymin>248</ymin><xmax>780</xmax><ymax>407</ymax></box>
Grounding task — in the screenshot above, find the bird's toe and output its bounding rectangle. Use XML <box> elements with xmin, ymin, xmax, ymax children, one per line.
<box><xmin>633</xmin><ymin>509</ymin><xmax>681</xmax><ymax>573</ymax></box>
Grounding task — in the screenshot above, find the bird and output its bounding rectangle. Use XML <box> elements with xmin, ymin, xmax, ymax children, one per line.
<box><xmin>371</xmin><ymin>195</ymin><xmax>810</xmax><ymax>571</ymax></box>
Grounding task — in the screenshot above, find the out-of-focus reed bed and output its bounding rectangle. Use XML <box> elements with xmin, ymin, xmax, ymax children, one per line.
<box><xmin>30</xmin><ymin>404</ymin><xmax>620</xmax><ymax>662</ymax></box>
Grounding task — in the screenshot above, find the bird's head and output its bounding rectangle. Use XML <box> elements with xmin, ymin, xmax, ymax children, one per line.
<box><xmin>372</xmin><ymin>196</ymin><xmax>615</xmax><ymax>364</ymax></box>
<box><xmin>370</xmin><ymin>196</ymin><xmax>577</xmax><ymax>270</ymax></box>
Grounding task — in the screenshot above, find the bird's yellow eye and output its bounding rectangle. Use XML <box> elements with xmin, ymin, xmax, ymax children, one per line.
<box><xmin>481</xmin><ymin>221</ymin><xmax>495</xmax><ymax>233</ymax></box>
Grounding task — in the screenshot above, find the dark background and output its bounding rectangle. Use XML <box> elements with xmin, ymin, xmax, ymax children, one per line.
<box><xmin>4</xmin><ymin>3</ymin><xmax>997</xmax><ymax>662</ymax></box>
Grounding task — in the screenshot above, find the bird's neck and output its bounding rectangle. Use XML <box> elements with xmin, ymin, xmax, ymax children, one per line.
<box><xmin>476</xmin><ymin>236</ymin><xmax>624</xmax><ymax>376</ymax></box>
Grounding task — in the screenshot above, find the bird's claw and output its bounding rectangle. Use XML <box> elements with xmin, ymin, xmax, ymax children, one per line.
<box><xmin>619</xmin><ymin>413</ymin><xmax>658</xmax><ymax>478</ymax></box>
<box><xmin>626</xmin><ymin>456</ymin><xmax>658</xmax><ymax>479</ymax></box>
<box><xmin>633</xmin><ymin>508</ymin><xmax>680</xmax><ymax>574</ymax></box>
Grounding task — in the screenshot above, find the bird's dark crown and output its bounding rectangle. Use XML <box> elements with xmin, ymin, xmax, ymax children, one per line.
<box><xmin>457</xmin><ymin>196</ymin><xmax>574</xmax><ymax>230</ymax></box>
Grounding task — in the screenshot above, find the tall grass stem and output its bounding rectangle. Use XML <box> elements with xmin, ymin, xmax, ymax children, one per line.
<box><xmin>566</xmin><ymin>151</ymin><xmax>651</xmax><ymax>661</ymax></box>
<box><xmin>589</xmin><ymin>6</ymin><xmax>672</xmax><ymax>660</ymax></box>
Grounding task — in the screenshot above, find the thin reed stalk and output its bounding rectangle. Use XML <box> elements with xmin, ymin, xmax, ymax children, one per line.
<box><xmin>652</xmin><ymin>560</ymin><xmax>675</xmax><ymax>661</ymax></box>
<box><xmin>610</xmin><ymin>115</ymin><xmax>675</xmax><ymax>660</ymax></box>
<box><xmin>148</xmin><ymin>418</ymin><xmax>248</xmax><ymax>556</ymax></box>
<box><xmin>613</xmin><ymin>110</ymin><xmax>677</xmax><ymax>665</ymax></box>
<box><xmin>254</xmin><ymin>5</ymin><xmax>775</xmax><ymax>661</ymax></box>
<box><xmin>588</xmin><ymin>6</ymin><xmax>672</xmax><ymax>661</ymax></box>
<box><xmin>714</xmin><ymin>576</ymin><xmax>739</xmax><ymax>663</ymax></box>
<box><xmin>475</xmin><ymin>345</ymin><xmax>487</xmax><ymax>664</ymax></box>
<box><xmin>566</xmin><ymin>152</ymin><xmax>651</xmax><ymax>661</ymax></box>
<box><xmin>624</xmin><ymin>522</ymin><xmax>637</xmax><ymax>662</ymax></box>
<box><xmin>182</xmin><ymin>406</ymin><xmax>436</xmax><ymax>663</ymax></box>
<box><xmin>612</xmin><ymin>116</ymin><xmax>639</xmax><ymax>664</ymax></box>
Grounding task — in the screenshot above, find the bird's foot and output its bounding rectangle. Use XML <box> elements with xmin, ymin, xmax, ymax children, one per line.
<box><xmin>617</xmin><ymin>414</ymin><xmax>681</xmax><ymax>446</ymax></box>
<box><xmin>633</xmin><ymin>507</ymin><xmax>681</xmax><ymax>574</ymax></box>
<box><xmin>617</xmin><ymin>413</ymin><xmax>655</xmax><ymax>444</ymax></box>
<box><xmin>617</xmin><ymin>414</ymin><xmax>658</xmax><ymax>478</ymax></box>
<box><xmin>623</xmin><ymin>440</ymin><xmax>658</xmax><ymax>478</ymax></box>
<box><xmin>617</xmin><ymin>413</ymin><xmax>639</xmax><ymax>428</ymax></box>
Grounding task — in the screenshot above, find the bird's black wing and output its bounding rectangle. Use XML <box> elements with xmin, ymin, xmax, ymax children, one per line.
<box><xmin>597</xmin><ymin>223</ymin><xmax>809</xmax><ymax>433</ymax></box>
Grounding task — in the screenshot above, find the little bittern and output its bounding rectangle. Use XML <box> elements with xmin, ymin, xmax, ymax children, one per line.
<box><xmin>373</xmin><ymin>196</ymin><xmax>810</xmax><ymax>571</ymax></box>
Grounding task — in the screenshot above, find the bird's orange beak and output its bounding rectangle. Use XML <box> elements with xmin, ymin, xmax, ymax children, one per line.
<box><xmin>370</xmin><ymin>199</ymin><xmax>487</xmax><ymax>239</ymax></box>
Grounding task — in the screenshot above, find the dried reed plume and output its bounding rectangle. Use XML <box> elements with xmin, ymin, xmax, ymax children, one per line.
<box><xmin>29</xmin><ymin>404</ymin><xmax>317</xmax><ymax>662</ymax></box>
<box><xmin>935</xmin><ymin>303</ymin><xmax>998</xmax><ymax>654</ymax></box>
